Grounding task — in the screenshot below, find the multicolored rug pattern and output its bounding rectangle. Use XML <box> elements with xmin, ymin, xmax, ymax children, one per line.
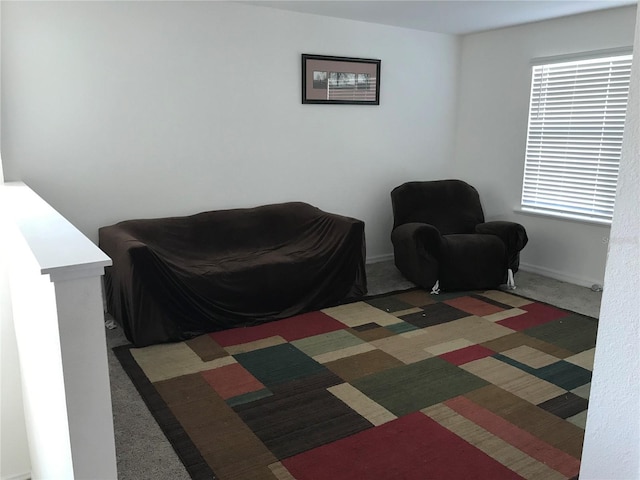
<box><xmin>114</xmin><ymin>289</ymin><xmax>597</xmax><ymax>480</ymax></box>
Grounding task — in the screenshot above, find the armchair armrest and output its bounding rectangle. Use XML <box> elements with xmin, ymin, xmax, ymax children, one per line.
<box><xmin>391</xmin><ymin>222</ymin><xmax>442</xmax><ymax>289</ymax></box>
<box><xmin>475</xmin><ymin>221</ymin><xmax>528</xmax><ymax>253</ymax></box>
<box><xmin>391</xmin><ymin>222</ymin><xmax>443</xmax><ymax>256</ymax></box>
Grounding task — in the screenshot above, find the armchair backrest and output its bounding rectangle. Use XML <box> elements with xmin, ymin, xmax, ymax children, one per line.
<box><xmin>391</xmin><ymin>180</ymin><xmax>485</xmax><ymax>234</ymax></box>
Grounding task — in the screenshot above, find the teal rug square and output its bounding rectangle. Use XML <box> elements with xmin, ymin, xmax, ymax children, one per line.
<box><xmin>234</xmin><ymin>343</ymin><xmax>326</xmax><ymax>387</ymax></box>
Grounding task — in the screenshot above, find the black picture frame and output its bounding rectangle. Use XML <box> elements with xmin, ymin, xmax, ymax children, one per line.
<box><xmin>301</xmin><ymin>54</ymin><xmax>381</xmax><ymax>105</ymax></box>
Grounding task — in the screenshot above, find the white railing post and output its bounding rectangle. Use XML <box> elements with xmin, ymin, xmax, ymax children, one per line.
<box><xmin>2</xmin><ymin>182</ymin><xmax>117</xmax><ymax>480</ymax></box>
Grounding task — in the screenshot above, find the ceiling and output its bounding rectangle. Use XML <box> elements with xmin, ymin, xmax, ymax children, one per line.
<box><xmin>242</xmin><ymin>0</ymin><xmax>637</xmax><ymax>35</ymax></box>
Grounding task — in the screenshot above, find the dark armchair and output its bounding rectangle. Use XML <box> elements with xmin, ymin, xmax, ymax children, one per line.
<box><xmin>390</xmin><ymin>180</ymin><xmax>528</xmax><ymax>292</ymax></box>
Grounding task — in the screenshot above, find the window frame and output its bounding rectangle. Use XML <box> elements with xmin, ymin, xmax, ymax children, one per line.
<box><xmin>520</xmin><ymin>48</ymin><xmax>633</xmax><ymax>226</ymax></box>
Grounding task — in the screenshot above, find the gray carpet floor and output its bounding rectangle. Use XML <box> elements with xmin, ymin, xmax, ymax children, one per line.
<box><xmin>105</xmin><ymin>261</ymin><xmax>602</xmax><ymax>480</ymax></box>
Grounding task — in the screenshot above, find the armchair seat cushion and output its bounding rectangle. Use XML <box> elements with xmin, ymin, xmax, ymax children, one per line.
<box><xmin>440</xmin><ymin>234</ymin><xmax>506</xmax><ymax>290</ymax></box>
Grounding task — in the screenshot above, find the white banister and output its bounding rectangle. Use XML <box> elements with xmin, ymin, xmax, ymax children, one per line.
<box><xmin>1</xmin><ymin>182</ymin><xmax>116</xmax><ymax>480</ymax></box>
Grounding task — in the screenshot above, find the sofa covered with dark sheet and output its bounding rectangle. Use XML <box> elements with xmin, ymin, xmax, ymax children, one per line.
<box><xmin>99</xmin><ymin>202</ymin><xmax>367</xmax><ymax>347</ymax></box>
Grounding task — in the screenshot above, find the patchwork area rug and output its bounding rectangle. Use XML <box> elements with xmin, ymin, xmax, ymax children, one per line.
<box><xmin>114</xmin><ymin>289</ymin><xmax>597</xmax><ymax>480</ymax></box>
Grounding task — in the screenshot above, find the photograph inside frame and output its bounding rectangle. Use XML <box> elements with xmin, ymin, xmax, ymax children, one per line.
<box><xmin>303</xmin><ymin>55</ymin><xmax>380</xmax><ymax>104</ymax></box>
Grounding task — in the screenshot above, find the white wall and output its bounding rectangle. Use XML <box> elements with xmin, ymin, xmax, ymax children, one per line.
<box><xmin>580</xmin><ymin>5</ymin><xmax>640</xmax><ymax>477</ymax></box>
<box><xmin>0</xmin><ymin>222</ymin><xmax>32</xmax><ymax>480</ymax></box>
<box><xmin>453</xmin><ymin>6</ymin><xmax>637</xmax><ymax>286</ymax></box>
<box><xmin>0</xmin><ymin>1</ymin><xmax>460</xmax><ymax>260</ymax></box>
<box><xmin>0</xmin><ymin>3</ymin><xmax>32</xmax><ymax>479</ymax></box>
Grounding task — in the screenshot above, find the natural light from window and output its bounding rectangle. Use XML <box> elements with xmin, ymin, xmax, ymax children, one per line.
<box><xmin>521</xmin><ymin>52</ymin><xmax>632</xmax><ymax>224</ymax></box>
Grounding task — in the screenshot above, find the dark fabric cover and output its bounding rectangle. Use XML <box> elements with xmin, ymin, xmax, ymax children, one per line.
<box><xmin>391</xmin><ymin>180</ymin><xmax>528</xmax><ymax>291</ymax></box>
<box><xmin>100</xmin><ymin>202</ymin><xmax>367</xmax><ymax>347</ymax></box>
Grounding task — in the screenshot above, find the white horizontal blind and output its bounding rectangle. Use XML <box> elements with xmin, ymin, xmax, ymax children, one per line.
<box><xmin>521</xmin><ymin>53</ymin><xmax>632</xmax><ymax>224</ymax></box>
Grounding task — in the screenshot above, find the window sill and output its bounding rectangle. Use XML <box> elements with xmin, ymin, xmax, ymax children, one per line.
<box><xmin>513</xmin><ymin>207</ymin><xmax>612</xmax><ymax>227</ymax></box>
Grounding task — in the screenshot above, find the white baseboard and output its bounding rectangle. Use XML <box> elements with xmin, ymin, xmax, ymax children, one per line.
<box><xmin>364</xmin><ymin>256</ymin><xmax>602</xmax><ymax>289</ymax></box>
<box><xmin>366</xmin><ymin>253</ymin><xmax>394</xmax><ymax>264</ymax></box>
<box><xmin>2</xmin><ymin>472</ymin><xmax>31</xmax><ymax>480</ymax></box>
<box><xmin>519</xmin><ymin>262</ymin><xmax>602</xmax><ymax>288</ymax></box>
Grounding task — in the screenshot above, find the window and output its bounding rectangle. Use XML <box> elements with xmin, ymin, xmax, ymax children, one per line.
<box><xmin>521</xmin><ymin>51</ymin><xmax>633</xmax><ymax>224</ymax></box>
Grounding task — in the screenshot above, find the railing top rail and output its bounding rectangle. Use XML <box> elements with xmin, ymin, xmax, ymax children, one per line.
<box><xmin>1</xmin><ymin>182</ymin><xmax>112</xmax><ymax>281</ymax></box>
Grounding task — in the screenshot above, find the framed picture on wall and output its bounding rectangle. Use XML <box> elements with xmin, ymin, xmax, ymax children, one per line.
<box><xmin>301</xmin><ymin>54</ymin><xmax>381</xmax><ymax>105</ymax></box>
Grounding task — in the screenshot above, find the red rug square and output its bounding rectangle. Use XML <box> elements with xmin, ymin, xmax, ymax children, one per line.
<box><xmin>497</xmin><ymin>302</ymin><xmax>570</xmax><ymax>331</ymax></box>
<box><xmin>200</xmin><ymin>363</ymin><xmax>264</xmax><ymax>400</ymax></box>
<box><xmin>440</xmin><ymin>344</ymin><xmax>495</xmax><ymax>366</ymax></box>
<box><xmin>282</xmin><ymin>412</ymin><xmax>523</xmax><ymax>480</ymax></box>
<box><xmin>209</xmin><ymin>311</ymin><xmax>345</xmax><ymax>346</ymax></box>
<box><xmin>444</xmin><ymin>296</ymin><xmax>504</xmax><ymax>316</ymax></box>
